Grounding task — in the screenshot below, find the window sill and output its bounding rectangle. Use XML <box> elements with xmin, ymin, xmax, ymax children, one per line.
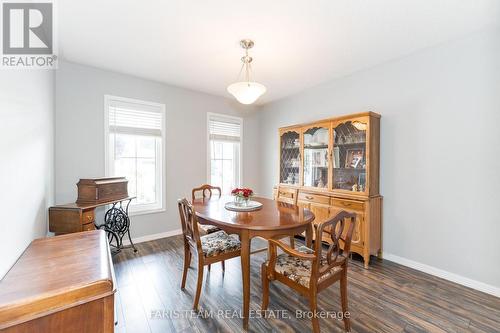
<box><xmin>129</xmin><ymin>207</ymin><xmax>166</xmax><ymax>217</ymax></box>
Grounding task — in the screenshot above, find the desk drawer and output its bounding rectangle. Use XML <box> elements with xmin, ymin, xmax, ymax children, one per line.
<box><xmin>82</xmin><ymin>210</ymin><xmax>95</xmax><ymax>224</ymax></box>
<box><xmin>332</xmin><ymin>198</ymin><xmax>364</xmax><ymax>212</ymax></box>
<box><xmin>298</xmin><ymin>192</ymin><xmax>330</xmax><ymax>205</ymax></box>
<box><xmin>49</xmin><ymin>208</ymin><xmax>81</xmax><ymax>234</ymax></box>
<box><xmin>82</xmin><ymin>223</ymin><xmax>96</xmax><ymax>231</ymax></box>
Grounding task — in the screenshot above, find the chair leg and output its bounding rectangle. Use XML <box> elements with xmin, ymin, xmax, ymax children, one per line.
<box><xmin>289</xmin><ymin>236</ymin><xmax>295</xmax><ymax>249</ymax></box>
<box><xmin>181</xmin><ymin>248</ymin><xmax>191</xmax><ymax>289</ymax></box>
<box><xmin>309</xmin><ymin>292</ymin><xmax>320</xmax><ymax>333</ymax></box>
<box><xmin>261</xmin><ymin>263</ymin><xmax>269</xmax><ymax>311</ymax></box>
<box><xmin>221</xmin><ymin>260</ymin><xmax>225</xmax><ymax>272</ymax></box>
<box><xmin>193</xmin><ymin>262</ymin><xmax>204</xmax><ymax>310</ymax></box>
<box><xmin>340</xmin><ymin>270</ymin><xmax>351</xmax><ymax>332</ymax></box>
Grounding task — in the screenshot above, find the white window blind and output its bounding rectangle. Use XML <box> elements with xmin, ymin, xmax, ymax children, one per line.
<box><xmin>105</xmin><ymin>95</ymin><xmax>165</xmax><ymax>214</ymax></box>
<box><xmin>209</xmin><ymin>116</ymin><xmax>241</xmax><ymax>142</ymax></box>
<box><xmin>109</xmin><ymin>100</ymin><xmax>163</xmax><ymax>137</ymax></box>
<box><xmin>207</xmin><ymin>113</ymin><xmax>242</xmax><ymax>194</ymax></box>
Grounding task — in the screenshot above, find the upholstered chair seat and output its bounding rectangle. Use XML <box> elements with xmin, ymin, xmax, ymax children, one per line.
<box><xmin>201</xmin><ymin>230</ymin><xmax>241</xmax><ymax>257</ymax></box>
<box><xmin>199</xmin><ymin>224</ymin><xmax>221</xmax><ymax>235</ymax></box>
<box><xmin>271</xmin><ymin>246</ymin><xmax>343</xmax><ymax>287</ymax></box>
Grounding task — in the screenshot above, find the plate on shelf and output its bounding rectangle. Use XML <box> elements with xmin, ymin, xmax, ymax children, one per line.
<box><xmin>225</xmin><ymin>200</ymin><xmax>263</xmax><ymax>212</ymax></box>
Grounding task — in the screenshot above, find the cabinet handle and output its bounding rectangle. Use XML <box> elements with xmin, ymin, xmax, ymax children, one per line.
<box><xmin>305</xmin><ymin>195</ymin><xmax>314</xmax><ymax>200</ymax></box>
<box><xmin>342</xmin><ymin>202</ymin><xmax>352</xmax><ymax>206</ymax></box>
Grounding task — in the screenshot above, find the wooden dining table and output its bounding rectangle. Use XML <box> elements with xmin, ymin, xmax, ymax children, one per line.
<box><xmin>193</xmin><ymin>196</ymin><xmax>315</xmax><ymax>329</ymax></box>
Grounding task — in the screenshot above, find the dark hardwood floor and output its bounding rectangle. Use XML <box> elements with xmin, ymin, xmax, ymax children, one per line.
<box><xmin>113</xmin><ymin>236</ymin><xmax>500</xmax><ymax>333</ymax></box>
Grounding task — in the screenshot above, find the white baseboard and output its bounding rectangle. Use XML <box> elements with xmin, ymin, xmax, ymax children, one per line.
<box><xmin>122</xmin><ymin>229</ymin><xmax>182</xmax><ymax>246</ymax></box>
<box><xmin>383</xmin><ymin>252</ymin><xmax>500</xmax><ymax>298</ymax></box>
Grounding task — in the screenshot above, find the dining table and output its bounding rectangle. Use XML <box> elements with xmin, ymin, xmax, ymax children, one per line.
<box><xmin>193</xmin><ymin>195</ymin><xmax>315</xmax><ymax>329</ymax></box>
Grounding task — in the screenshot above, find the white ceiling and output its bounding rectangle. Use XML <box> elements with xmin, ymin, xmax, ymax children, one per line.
<box><xmin>59</xmin><ymin>0</ymin><xmax>500</xmax><ymax>105</ymax></box>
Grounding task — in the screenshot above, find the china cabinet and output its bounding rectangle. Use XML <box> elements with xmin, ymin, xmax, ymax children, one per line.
<box><xmin>275</xmin><ymin>112</ymin><xmax>382</xmax><ymax>268</ymax></box>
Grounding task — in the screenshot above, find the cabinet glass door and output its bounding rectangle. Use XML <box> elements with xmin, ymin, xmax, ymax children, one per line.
<box><xmin>279</xmin><ymin>130</ymin><xmax>300</xmax><ymax>185</ymax></box>
<box><xmin>332</xmin><ymin>120</ymin><xmax>367</xmax><ymax>192</ymax></box>
<box><xmin>303</xmin><ymin>126</ymin><xmax>329</xmax><ymax>188</ymax></box>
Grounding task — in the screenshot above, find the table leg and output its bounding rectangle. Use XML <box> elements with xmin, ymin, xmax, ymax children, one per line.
<box><xmin>305</xmin><ymin>223</ymin><xmax>313</xmax><ymax>248</ymax></box>
<box><xmin>240</xmin><ymin>230</ymin><xmax>250</xmax><ymax>330</ymax></box>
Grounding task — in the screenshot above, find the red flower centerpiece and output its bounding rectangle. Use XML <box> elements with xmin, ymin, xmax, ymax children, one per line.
<box><xmin>231</xmin><ymin>187</ymin><xmax>254</xmax><ymax>206</ymax></box>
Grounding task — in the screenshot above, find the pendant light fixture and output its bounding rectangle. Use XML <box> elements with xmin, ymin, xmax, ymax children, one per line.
<box><xmin>227</xmin><ymin>39</ymin><xmax>266</xmax><ymax>105</ymax></box>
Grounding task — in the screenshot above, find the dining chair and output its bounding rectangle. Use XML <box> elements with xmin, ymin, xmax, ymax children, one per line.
<box><xmin>275</xmin><ymin>186</ymin><xmax>299</xmax><ymax>248</ymax></box>
<box><xmin>178</xmin><ymin>198</ymin><xmax>242</xmax><ymax>310</ymax></box>
<box><xmin>192</xmin><ymin>184</ymin><xmax>222</xmax><ymax>235</ymax></box>
<box><xmin>261</xmin><ymin>211</ymin><xmax>357</xmax><ymax>333</ymax></box>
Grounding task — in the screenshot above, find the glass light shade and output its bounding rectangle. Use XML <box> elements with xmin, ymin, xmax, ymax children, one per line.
<box><xmin>227</xmin><ymin>81</ymin><xmax>266</xmax><ymax>105</ymax></box>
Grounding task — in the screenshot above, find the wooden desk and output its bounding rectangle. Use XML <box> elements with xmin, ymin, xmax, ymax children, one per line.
<box><xmin>193</xmin><ymin>196</ymin><xmax>315</xmax><ymax>329</ymax></box>
<box><xmin>0</xmin><ymin>230</ymin><xmax>116</xmax><ymax>332</ymax></box>
<box><xmin>49</xmin><ymin>197</ymin><xmax>137</xmax><ymax>253</ymax></box>
<box><xmin>49</xmin><ymin>196</ymin><xmax>135</xmax><ymax>235</ymax></box>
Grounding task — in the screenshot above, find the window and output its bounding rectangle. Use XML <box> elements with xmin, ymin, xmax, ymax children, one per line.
<box><xmin>105</xmin><ymin>95</ymin><xmax>165</xmax><ymax>214</ymax></box>
<box><xmin>208</xmin><ymin>113</ymin><xmax>242</xmax><ymax>194</ymax></box>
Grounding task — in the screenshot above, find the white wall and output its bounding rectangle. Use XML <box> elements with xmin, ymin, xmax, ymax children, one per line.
<box><xmin>258</xmin><ymin>29</ymin><xmax>500</xmax><ymax>290</ymax></box>
<box><xmin>0</xmin><ymin>70</ymin><xmax>54</xmax><ymax>278</ymax></box>
<box><xmin>55</xmin><ymin>61</ymin><xmax>260</xmax><ymax>239</ymax></box>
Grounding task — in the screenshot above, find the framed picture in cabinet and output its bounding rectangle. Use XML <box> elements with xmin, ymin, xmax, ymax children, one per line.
<box><xmin>345</xmin><ymin>148</ymin><xmax>364</xmax><ymax>168</ymax></box>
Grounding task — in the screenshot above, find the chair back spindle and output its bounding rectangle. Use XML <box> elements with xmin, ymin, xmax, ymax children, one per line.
<box><xmin>313</xmin><ymin>211</ymin><xmax>356</xmax><ymax>277</ymax></box>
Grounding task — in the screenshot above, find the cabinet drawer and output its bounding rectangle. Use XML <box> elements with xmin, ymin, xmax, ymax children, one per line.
<box><xmin>277</xmin><ymin>189</ymin><xmax>296</xmax><ymax>201</ymax></box>
<box><xmin>298</xmin><ymin>192</ymin><xmax>330</xmax><ymax>205</ymax></box>
<box><xmin>82</xmin><ymin>223</ymin><xmax>96</xmax><ymax>231</ymax></box>
<box><xmin>332</xmin><ymin>198</ymin><xmax>364</xmax><ymax>212</ymax></box>
<box><xmin>82</xmin><ymin>210</ymin><xmax>95</xmax><ymax>224</ymax></box>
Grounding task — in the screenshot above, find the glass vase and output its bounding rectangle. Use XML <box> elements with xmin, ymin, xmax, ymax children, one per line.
<box><xmin>234</xmin><ymin>196</ymin><xmax>249</xmax><ymax>206</ymax></box>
